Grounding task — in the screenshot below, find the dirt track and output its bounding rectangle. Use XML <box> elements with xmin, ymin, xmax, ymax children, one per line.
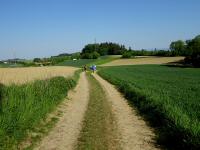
<box><xmin>34</xmin><ymin>72</ymin><xmax>160</xmax><ymax>150</ymax></box>
<box><xmin>35</xmin><ymin>72</ymin><xmax>89</xmax><ymax>150</ymax></box>
<box><xmin>93</xmin><ymin>74</ymin><xmax>159</xmax><ymax>150</ymax></box>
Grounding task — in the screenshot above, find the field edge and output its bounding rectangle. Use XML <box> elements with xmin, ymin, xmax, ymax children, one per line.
<box><xmin>0</xmin><ymin>70</ymin><xmax>82</xmax><ymax>150</ymax></box>
<box><xmin>97</xmin><ymin>66</ymin><xmax>200</xmax><ymax>150</ymax></box>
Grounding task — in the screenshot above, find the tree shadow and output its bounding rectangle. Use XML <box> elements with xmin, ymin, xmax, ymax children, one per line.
<box><xmin>115</xmin><ymin>84</ymin><xmax>196</xmax><ymax>150</ymax></box>
<box><xmin>125</xmin><ymin>99</ymin><xmax>178</xmax><ymax>150</ymax></box>
<box><xmin>163</xmin><ymin>60</ymin><xmax>194</xmax><ymax>68</ymax></box>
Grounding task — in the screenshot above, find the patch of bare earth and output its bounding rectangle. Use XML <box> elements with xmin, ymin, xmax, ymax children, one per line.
<box><xmin>0</xmin><ymin>66</ymin><xmax>78</xmax><ymax>85</ymax></box>
<box><xmin>34</xmin><ymin>72</ymin><xmax>89</xmax><ymax>150</ymax></box>
<box><xmin>101</xmin><ymin>56</ymin><xmax>184</xmax><ymax>66</ymax></box>
<box><xmin>93</xmin><ymin>73</ymin><xmax>160</xmax><ymax>150</ymax></box>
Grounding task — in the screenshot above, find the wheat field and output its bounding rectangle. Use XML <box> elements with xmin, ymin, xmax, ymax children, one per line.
<box><xmin>0</xmin><ymin>66</ymin><xmax>78</xmax><ymax>85</ymax></box>
<box><xmin>101</xmin><ymin>56</ymin><xmax>184</xmax><ymax>66</ymax></box>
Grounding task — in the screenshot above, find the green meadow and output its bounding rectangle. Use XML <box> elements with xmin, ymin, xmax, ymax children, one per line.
<box><xmin>57</xmin><ymin>55</ymin><xmax>120</xmax><ymax>67</ymax></box>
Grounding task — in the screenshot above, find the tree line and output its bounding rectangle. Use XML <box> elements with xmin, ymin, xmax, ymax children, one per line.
<box><xmin>80</xmin><ymin>42</ymin><xmax>173</xmax><ymax>59</ymax></box>
<box><xmin>32</xmin><ymin>34</ymin><xmax>200</xmax><ymax>67</ymax></box>
<box><xmin>170</xmin><ymin>35</ymin><xmax>200</xmax><ymax>67</ymax></box>
<box><xmin>33</xmin><ymin>52</ymin><xmax>81</xmax><ymax>65</ymax></box>
<box><xmin>81</xmin><ymin>42</ymin><xmax>127</xmax><ymax>59</ymax></box>
<box><xmin>80</xmin><ymin>35</ymin><xmax>200</xmax><ymax>67</ymax></box>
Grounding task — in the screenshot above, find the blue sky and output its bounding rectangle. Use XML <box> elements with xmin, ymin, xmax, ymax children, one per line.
<box><xmin>0</xmin><ymin>0</ymin><xmax>200</xmax><ymax>60</ymax></box>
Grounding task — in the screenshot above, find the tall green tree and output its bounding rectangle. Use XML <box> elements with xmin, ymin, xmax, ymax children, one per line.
<box><xmin>187</xmin><ymin>35</ymin><xmax>200</xmax><ymax>55</ymax></box>
<box><xmin>170</xmin><ymin>40</ymin><xmax>186</xmax><ymax>56</ymax></box>
<box><xmin>81</xmin><ymin>42</ymin><xmax>127</xmax><ymax>57</ymax></box>
<box><xmin>82</xmin><ymin>44</ymin><xmax>99</xmax><ymax>54</ymax></box>
<box><xmin>185</xmin><ymin>35</ymin><xmax>200</xmax><ymax>67</ymax></box>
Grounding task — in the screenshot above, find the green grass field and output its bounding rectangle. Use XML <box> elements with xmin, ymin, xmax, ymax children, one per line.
<box><xmin>98</xmin><ymin>65</ymin><xmax>200</xmax><ymax>149</ymax></box>
<box><xmin>57</xmin><ymin>59</ymin><xmax>96</xmax><ymax>67</ymax></box>
<box><xmin>57</xmin><ymin>55</ymin><xmax>120</xmax><ymax>67</ymax></box>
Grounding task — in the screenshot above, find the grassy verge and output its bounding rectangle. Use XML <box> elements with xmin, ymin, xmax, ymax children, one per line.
<box><xmin>0</xmin><ymin>70</ymin><xmax>81</xmax><ymax>150</ymax></box>
<box><xmin>22</xmin><ymin>115</ymin><xmax>60</xmax><ymax>150</ymax></box>
<box><xmin>77</xmin><ymin>73</ymin><xmax>119</xmax><ymax>150</ymax></box>
<box><xmin>98</xmin><ymin>65</ymin><xmax>200</xmax><ymax>149</ymax></box>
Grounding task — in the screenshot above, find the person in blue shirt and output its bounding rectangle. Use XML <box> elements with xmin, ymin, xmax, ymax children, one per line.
<box><xmin>90</xmin><ymin>64</ymin><xmax>96</xmax><ymax>73</ymax></box>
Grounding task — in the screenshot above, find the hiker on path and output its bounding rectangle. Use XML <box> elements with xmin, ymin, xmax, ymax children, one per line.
<box><xmin>83</xmin><ymin>65</ymin><xmax>87</xmax><ymax>72</ymax></box>
<box><xmin>90</xmin><ymin>64</ymin><xmax>96</xmax><ymax>73</ymax></box>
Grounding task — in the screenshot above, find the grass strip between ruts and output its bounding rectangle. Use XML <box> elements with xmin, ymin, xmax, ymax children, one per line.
<box><xmin>77</xmin><ymin>73</ymin><xmax>120</xmax><ymax>150</ymax></box>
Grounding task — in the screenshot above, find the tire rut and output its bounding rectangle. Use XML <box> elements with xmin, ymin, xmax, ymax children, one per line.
<box><xmin>76</xmin><ymin>73</ymin><xmax>120</xmax><ymax>150</ymax></box>
<box><xmin>35</xmin><ymin>72</ymin><xmax>89</xmax><ymax>150</ymax></box>
<box><xmin>93</xmin><ymin>73</ymin><xmax>160</xmax><ymax>150</ymax></box>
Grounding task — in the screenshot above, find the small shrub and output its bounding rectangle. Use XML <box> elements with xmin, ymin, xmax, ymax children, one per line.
<box><xmin>122</xmin><ymin>51</ymin><xmax>132</xmax><ymax>58</ymax></box>
<box><xmin>81</xmin><ymin>52</ymin><xmax>100</xmax><ymax>59</ymax></box>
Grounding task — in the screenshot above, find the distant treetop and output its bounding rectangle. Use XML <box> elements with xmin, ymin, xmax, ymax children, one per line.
<box><xmin>81</xmin><ymin>42</ymin><xmax>127</xmax><ymax>59</ymax></box>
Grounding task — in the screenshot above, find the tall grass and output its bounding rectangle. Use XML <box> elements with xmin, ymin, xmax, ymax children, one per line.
<box><xmin>0</xmin><ymin>70</ymin><xmax>81</xmax><ymax>150</ymax></box>
<box><xmin>98</xmin><ymin>65</ymin><xmax>200</xmax><ymax>149</ymax></box>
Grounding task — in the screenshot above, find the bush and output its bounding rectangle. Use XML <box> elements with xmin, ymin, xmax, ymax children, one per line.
<box><xmin>81</xmin><ymin>52</ymin><xmax>100</xmax><ymax>59</ymax></box>
<box><xmin>92</xmin><ymin>51</ymin><xmax>100</xmax><ymax>59</ymax></box>
<box><xmin>33</xmin><ymin>58</ymin><xmax>41</xmax><ymax>62</ymax></box>
<box><xmin>122</xmin><ymin>51</ymin><xmax>132</xmax><ymax>58</ymax></box>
